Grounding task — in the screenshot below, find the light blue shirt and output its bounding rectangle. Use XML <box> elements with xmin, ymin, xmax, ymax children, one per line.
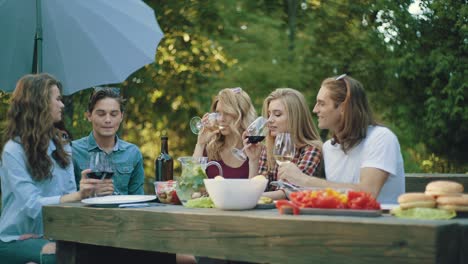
<box><xmin>0</xmin><ymin>139</ymin><xmax>76</xmax><ymax>242</ymax></box>
<box><xmin>72</xmin><ymin>132</ymin><xmax>144</xmax><ymax>195</ymax></box>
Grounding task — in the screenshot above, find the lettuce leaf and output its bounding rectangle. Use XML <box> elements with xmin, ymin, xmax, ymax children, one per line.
<box><xmin>390</xmin><ymin>207</ymin><xmax>456</xmax><ymax>220</ymax></box>
<box><xmin>185</xmin><ymin>197</ymin><xmax>215</xmax><ymax>208</ymax></box>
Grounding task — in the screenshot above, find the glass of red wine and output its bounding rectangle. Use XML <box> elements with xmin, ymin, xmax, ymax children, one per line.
<box><xmin>88</xmin><ymin>152</ymin><xmax>117</xmax><ymax>196</ymax></box>
<box><xmin>232</xmin><ymin>116</ymin><xmax>267</xmax><ymax>161</ymax></box>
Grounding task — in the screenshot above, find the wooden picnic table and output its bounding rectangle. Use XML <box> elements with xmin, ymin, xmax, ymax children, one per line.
<box><xmin>43</xmin><ymin>203</ymin><xmax>468</xmax><ymax>264</ymax></box>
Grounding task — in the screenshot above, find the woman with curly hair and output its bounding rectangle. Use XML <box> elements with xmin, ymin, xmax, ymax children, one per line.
<box><xmin>189</xmin><ymin>87</ymin><xmax>256</xmax><ymax>264</ymax></box>
<box><xmin>0</xmin><ymin>73</ymin><xmax>111</xmax><ymax>264</ymax></box>
<box><xmin>193</xmin><ymin>87</ymin><xmax>257</xmax><ymax>179</ymax></box>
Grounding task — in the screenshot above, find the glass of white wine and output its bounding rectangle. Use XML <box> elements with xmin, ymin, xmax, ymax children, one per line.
<box><xmin>189</xmin><ymin>112</ymin><xmax>221</xmax><ymax>134</ymax></box>
<box><xmin>273</xmin><ymin>133</ymin><xmax>295</xmax><ymax>165</ymax></box>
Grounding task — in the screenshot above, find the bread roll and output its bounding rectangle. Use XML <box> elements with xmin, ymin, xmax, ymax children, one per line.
<box><xmin>436</xmin><ymin>194</ymin><xmax>468</xmax><ymax>212</ymax></box>
<box><xmin>398</xmin><ymin>193</ymin><xmax>436</xmax><ymax>209</ymax></box>
<box><xmin>425</xmin><ymin>181</ymin><xmax>464</xmax><ymax>197</ymax></box>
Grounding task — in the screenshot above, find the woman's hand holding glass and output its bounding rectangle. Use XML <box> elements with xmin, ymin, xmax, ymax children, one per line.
<box><xmin>232</xmin><ymin>117</ymin><xmax>267</xmax><ymax>161</ymax></box>
<box><xmin>242</xmin><ymin>130</ymin><xmax>263</xmax><ymax>162</ymax></box>
<box><xmin>195</xmin><ymin>112</ymin><xmax>221</xmax><ymax>146</ymax></box>
<box><xmin>190</xmin><ymin>112</ymin><xmax>221</xmax><ymax>135</ymax></box>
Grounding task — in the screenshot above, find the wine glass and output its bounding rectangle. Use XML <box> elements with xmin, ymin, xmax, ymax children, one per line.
<box><xmin>232</xmin><ymin>116</ymin><xmax>268</xmax><ymax>161</ymax></box>
<box><xmin>273</xmin><ymin>133</ymin><xmax>295</xmax><ymax>165</ymax></box>
<box><xmin>190</xmin><ymin>112</ymin><xmax>221</xmax><ymax>134</ymax></box>
<box><xmin>88</xmin><ymin>152</ymin><xmax>118</xmax><ymax>196</ymax></box>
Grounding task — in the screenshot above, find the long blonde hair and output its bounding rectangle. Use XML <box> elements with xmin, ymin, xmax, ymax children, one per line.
<box><xmin>206</xmin><ymin>88</ymin><xmax>256</xmax><ymax>160</ymax></box>
<box><xmin>262</xmin><ymin>88</ymin><xmax>322</xmax><ymax>171</ymax></box>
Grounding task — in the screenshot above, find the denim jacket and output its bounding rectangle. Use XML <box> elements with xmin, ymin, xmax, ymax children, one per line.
<box><xmin>72</xmin><ymin>132</ymin><xmax>144</xmax><ymax>195</ymax></box>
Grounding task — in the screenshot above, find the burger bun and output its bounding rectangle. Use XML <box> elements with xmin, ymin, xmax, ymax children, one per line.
<box><xmin>398</xmin><ymin>193</ymin><xmax>436</xmax><ymax>209</ymax></box>
<box><xmin>436</xmin><ymin>195</ymin><xmax>468</xmax><ymax>212</ymax></box>
<box><xmin>425</xmin><ymin>181</ymin><xmax>464</xmax><ymax>197</ymax></box>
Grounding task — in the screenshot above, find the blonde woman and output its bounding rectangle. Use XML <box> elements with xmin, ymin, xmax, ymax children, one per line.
<box><xmin>193</xmin><ymin>87</ymin><xmax>256</xmax><ymax>178</ymax></box>
<box><xmin>245</xmin><ymin>88</ymin><xmax>322</xmax><ymax>199</ymax></box>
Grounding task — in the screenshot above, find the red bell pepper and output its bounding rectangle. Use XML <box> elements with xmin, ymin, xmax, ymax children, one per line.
<box><xmin>276</xmin><ymin>200</ymin><xmax>300</xmax><ymax>215</ymax></box>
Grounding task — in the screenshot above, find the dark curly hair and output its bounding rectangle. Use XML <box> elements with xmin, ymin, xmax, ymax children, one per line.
<box><xmin>1</xmin><ymin>73</ymin><xmax>71</xmax><ymax>181</ymax></box>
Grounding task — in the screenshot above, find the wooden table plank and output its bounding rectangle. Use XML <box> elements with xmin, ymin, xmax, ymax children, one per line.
<box><xmin>43</xmin><ymin>203</ymin><xmax>466</xmax><ymax>264</ymax></box>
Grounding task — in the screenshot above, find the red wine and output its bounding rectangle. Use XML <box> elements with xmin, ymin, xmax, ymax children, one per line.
<box><xmin>155</xmin><ymin>136</ymin><xmax>173</xmax><ymax>182</ymax></box>
<box><xmin>88</xmin><ymin>171</ymin><xmax>114</xmax><ymax>180</ymax></box>
<box><xmin>247</xmin><ymin>136</ymin><xmax>265</xmax><ymax>144</ymax></box>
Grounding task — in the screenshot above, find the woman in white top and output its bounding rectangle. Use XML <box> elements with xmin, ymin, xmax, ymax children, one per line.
<box><xmin>278</xmin><ymin>74</ymin><xmax>404</xmax><ymax>203</ymax></box>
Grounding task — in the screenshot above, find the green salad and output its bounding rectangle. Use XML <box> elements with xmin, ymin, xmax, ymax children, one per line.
<box><xmin>185</xmin><ymin>197</ymin><xmax>215</xmax><ymax>208</ymax></box>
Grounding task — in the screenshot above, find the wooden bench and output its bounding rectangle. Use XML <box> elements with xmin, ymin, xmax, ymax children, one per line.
<box><xmin>405</xmin><ymin>173</ymin><xmax>468</xmax><ymax>193</ymax></box>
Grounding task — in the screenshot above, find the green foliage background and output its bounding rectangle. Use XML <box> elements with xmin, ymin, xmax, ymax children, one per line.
<box><xmin>1</xmin><ymin>0</ymin><xmax>467</xmax><ymax>193</ymax></box>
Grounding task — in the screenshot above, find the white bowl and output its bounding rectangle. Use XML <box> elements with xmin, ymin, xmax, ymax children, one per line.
<box><xmin>203</xmin><ymin>178</ymin><xmax>268</xmax><ymax>210</ymax></box>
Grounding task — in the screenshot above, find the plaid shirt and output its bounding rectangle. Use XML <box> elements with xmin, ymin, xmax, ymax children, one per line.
<box><xmin>258</xmin><ymin>144</ymin><xmax>321</xmax><ymax>191</ymax></box>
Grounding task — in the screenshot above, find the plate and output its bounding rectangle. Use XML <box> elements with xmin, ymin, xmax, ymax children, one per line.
<box><xmin>255</xmin><ymin>203</ymin><xmax>276</xmax><ymax>209</ymax></box>
<box><xmin>82</xmin><ymin>195</ymin><xmax>157</xmax><ymax>206</ymax></box>
<box><xmin>280</xmin><ymin>207</ymin><xmax>382</xmax><ymax>217</ymax></box>
<box><xmin>381</xmin><ymin>203</ymin><xmax>399</xmax><ymax>213</ymax></box>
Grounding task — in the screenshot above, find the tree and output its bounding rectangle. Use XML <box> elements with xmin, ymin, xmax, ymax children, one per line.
<box><xmin>377</xmin><ymin>0</ymin><xmax>468</xmax><ymax>168</ymax></box>
<box><xmin>1</xmin><ymin>0</ymin><xmax>466</xmax><ymax>179</ymax></box>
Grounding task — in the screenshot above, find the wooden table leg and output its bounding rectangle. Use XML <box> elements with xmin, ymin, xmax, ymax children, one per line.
<box><xmin>56</xmin><ymin>241</ymin><xmax>77</xmax><ymax>264</ymax></box>
<box><xmin>460</xmin><ymin>225</ymin><xmax>468</xmax><ymax>264</ymax></box>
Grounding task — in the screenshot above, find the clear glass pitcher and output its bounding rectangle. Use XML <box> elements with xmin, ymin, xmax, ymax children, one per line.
<box><xmin>175</xmin><ymin>156</ymin><xmax>223</xmax><ymax>206</ymax></box>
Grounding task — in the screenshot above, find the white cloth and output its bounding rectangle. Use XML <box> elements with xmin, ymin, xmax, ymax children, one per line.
<box><xmin>323</xmin><ymin>126</ymin><xmax>405</xmax><ymax>203</ymax></box>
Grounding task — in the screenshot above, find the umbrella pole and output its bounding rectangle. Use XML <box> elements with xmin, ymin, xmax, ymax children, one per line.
<box><xmin>34</xmin><ymin>0</ymin><xmax>43</xmax><ymax>73</ymax></box>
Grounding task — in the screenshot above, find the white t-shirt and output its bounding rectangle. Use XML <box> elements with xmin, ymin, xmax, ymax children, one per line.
<box><xmin>323</xmin><ymin>126</ymin><xmax>405</xmax><ymax>203</ymax></box>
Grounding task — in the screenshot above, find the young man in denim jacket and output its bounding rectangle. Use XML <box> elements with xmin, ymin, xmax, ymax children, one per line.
<box><xmin>72</xmin><ymin>87</ymin><xmax>145</xmax><ymax>195</ymax></box>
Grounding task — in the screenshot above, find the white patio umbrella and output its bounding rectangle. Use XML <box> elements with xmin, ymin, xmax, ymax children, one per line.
<box><xmin>0</xmin><ymin>0</ymin><xmax>164</xmax><ymax>95</ymax></box>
